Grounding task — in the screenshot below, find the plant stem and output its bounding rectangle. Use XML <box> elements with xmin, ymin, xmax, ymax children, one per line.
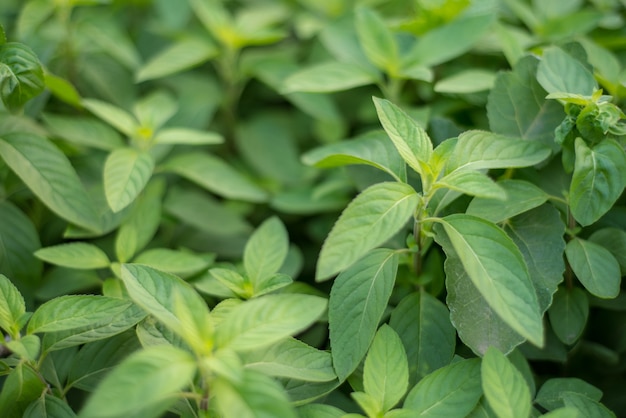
<box><xmin>413</xmin><ymin>218</ymin><xmax>422</xmax><ymax>277</ymax></box>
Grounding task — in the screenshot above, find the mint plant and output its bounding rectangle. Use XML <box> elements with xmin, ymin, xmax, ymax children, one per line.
<box><xmin>1</xmin><ymin>0</ymin><xmax>626</xmax><ymax>416</ymax></box>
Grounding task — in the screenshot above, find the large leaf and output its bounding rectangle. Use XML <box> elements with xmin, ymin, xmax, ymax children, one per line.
<box><xmin>214</xmin><ymin>294</ymin><xmax>327</xmax><ymax>352</ymax></box>
<box><xmin>329</xmin><ymin>249</ymin><xmax>398</xmax><ymax>381</ymax></box>
<box><xmin>487</xmin><ymin>56</ymin><xmax>564</xmax><ymax>147</ymax></box>
<box><xmin>0</xmin><ymin>42</ymin><xmax>44</xmax><ymax>112</ymax></box>
<box><xmin>243</xmin><ymin>216</ymin><xmax>288</xmax><ymax>284</ymax></box>
<box><xmin>403</xmin><ymin>359</ymin><xmax>483</xmax><ymax>416</ymax></box>
<box><xmin>316</xmin><ymin>182</ymin><xmax>418</xmax><ymax>281</ymax></box>
<box><xmin>548</xmin><ymin>287</ymin><xmax>589</xmax><ymax>345</ymax></box>
<box><xmin>24</xmin><ymin>394</ymin><xmax>77</xmax><ymax>418</ymax></box>
<box><xmin>435</xmin><ymin>214</ymin><xmax>543</xmax><ymax>347</ymax></box>
<box><xmin>362</xmin><ymin>325</ymin><xmax>408</xmax><ymax>413</ymax></box>
<box><xmin>104</xmin><ymin>148</ymin><xmax>154</xmax><ymax>213</ymax></box>
<box><xmin>389</xmin><ymin>291</ymin><xmax>456</xmax><ymax>384</ymax></box>
<box><xmin>355</xmin><ymin>7</ymin><xmax>398</xmax><ymax>74</ymax></box>
<box><xmin>282</xmin><ymin>61</ymin><xmax>378</xmax><ymax>93</ymax></box>
<box><xmin>537</xmin><ymin>46</ymin><xmax>597</xmax><ymax>95</ymax></box>
<box><xmin>35</xmin><ymin>243</ymin><xmax>110</xmax><ymax>270</ymax></box>
<box><xmin>562</xmin><ymin>393</ymin><xmax>615</xmax><ymax>418</ymax></box>
<box><xmin>569</xmin><ymin>138</ymin><xmax>626</xmax><ymax>226</ymax></box>
<box><xmin>78</xmin><ymin>345</ymin><xmax>196</xmax><ymax>418</ymax></box>
<box><xmin>565</xmin><ymin>238</ymin><xmax>621</xmax><ymax>299</ymax></box>
<box><xmin>536</xmin><ymin>378</ymin><xmax>603</xmax><ymax>411</ymax></box>
<box><xmin>161</xmin><ymin>152</ymin><xmax>268</xmax><ymax>203</ymax></box>
<box><xmin>0</xmin><ymin>274</ymin><xmax>25</xmax><ymax>337</ymax></box>
<box><xmin>373</xmin><ymin>97</ymin><xmax>433</xmax><ymax>177</ymax></box>
<box><xmin>481</xmin><ymin>347</ymin><xmax>532</xmax><ymax>418</ymax></box>
<box><xmin>0</xmin><ymin>133</ymin><xmax>101</xmax><ymax>231</ymax></box>
<box><xmin>0</xmin><ymin>362</ymin><xmax>47</xmax><ymax>418</ymax></box>
<box><xmin>133</xmin><ymin>248</ymin><xmax>213</xmax><ymax>278</ymax></box>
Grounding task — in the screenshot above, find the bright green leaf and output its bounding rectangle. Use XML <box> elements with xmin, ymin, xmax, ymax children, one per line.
<box><xmin>244</xmin><ymin>216</ymin><xmax>288</xmax><ymax>284</ymax></box>
<box><xmin>82</xmin><ymin>98</ymin><xmax>137</xmax><ymax>136</ymax></box>
<box><xmin>0</xmin><ymin>274</ymin><xmax>25</xmax><ymax>337</ymax></box>
<box><xmin>467</xmin><ymin>180</ymin><xmax>549</xmax><ymax>223</ymax></box>
<box><xmin>434</xmin><ymin>170</ymin><xmax>506</xmax><ymax>200</ymax></box>
<box><xmin>435</xmin><ymin>69</ymin><xmax>496</xmax><ymax>93</ymax></box>
<box><xmin>44</xmin><ymin>71</ymin><xmax>82</xmax><ymax>108</ymax></box>
<box><xmin>316</xmin><ymin>182</ymin><xmax>417</xmax><ymax>281</ymax></box>
<box><xmin>537</xmin><ymin>47</ymin><xmax>597</xmax><ymax>95</ymax></box>
<box><xmin>355</xmin><ymin>7</ymin><xmax>399</xmax><ymax>74</ymax></box>
<box><xmin>548</xmin><ymin>287</ymin><xmax>588</xmax><ymax>345</ymax></box>
<box><xmin>154</xmin><ymin>127</ymin><xmax>223</xmax><ymax>145</ymax></box>
<box><xmin>35</xmin><ymin>243</ymin><xmax>110</xmax><ymax>270</ymax></box>
<box><xmin>565</xmin><ymin>238</ymin><xmax>620</xmax><ymax>299</ymax></box>
<box><xmin>282</xmin><ymin>62</ymin><xmax>378</xmax><ymax>93</ymax></box>
<box><xmin>104</xmin><ymin>148</ymin><xmax>154</xmax><ymax>213</ymax></box>
<box><xmin>43</xmin><ymin>114</ymin><xmax>124</xmax><ymax>151</ymax></box>
<box><xmin>134</xmin><ymin>248</ymin><xmax>213</xmax><ymax>278</ymax></box>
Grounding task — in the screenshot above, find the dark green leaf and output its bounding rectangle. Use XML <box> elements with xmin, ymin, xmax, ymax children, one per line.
<box><xmin>561</xmin><ymin>393</ymin><xmax>614</xmax><ymax>418</ymax></box>
<box><xmin>548</xmin><ymin>287</ymin><xmax>589</xmax><ymax>345</ymax></box>
<box><xmin>42</xmin><ymin>114</ymin><xmax>124</xmax><ymax>151</ymax></box>
<box><xmin>0</xmin><ymin>362</ymin><xmax>47</xmax><ymax>418</ymax></box>
<box><xmin>588</xmin><ymin>228</ymin><xmax>626</xmax><ymax>275</ymax></box>
<box><xmin>0</xmin><ymin>42</ymin><xmax>44</xmax><ymax>112</ymax></box>
<box><xmin>24</xmin><ymin>394</ymin><xmax>77</xmax><ymax>418</ymax></box>
<box><xmin>536</xmin><ymin>378</ymin><xmax>603</xmax><ymax>411</ymax></box>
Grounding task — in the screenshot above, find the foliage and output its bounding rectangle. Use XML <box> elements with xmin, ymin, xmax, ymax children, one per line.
<box><xmin>1</xmin><ymin>0</ymin><xmax>626</xmax><ymax>416</ymax></box>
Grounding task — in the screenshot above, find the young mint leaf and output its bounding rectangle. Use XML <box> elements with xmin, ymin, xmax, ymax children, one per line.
<box><xmin>243</xmin><ymin>216</ymin><xmax>288</xmax><ymax>285</ymax></box>
<box><xmin>82</xmin><ymin>98</ymin><xmax>137</xmax><ymax>136</ymax></box>
<box><xmin>355</xmin><ymin>7</ymin><xmax>399</xmax><ymax>75</ymax></box>
<box><xmin>537</xmin><ymin>46</ymin><xmax>597</xmax><ymax>96</ymax></box>
<box><xmin>282</xmin><ymin>61</ymin><xmax>378</xmax><ymax>93</ymax></box>
<box><xmin>104</xmin><ymin>148</ymin><xmax>154</xmax><ymax>213</ymax></box>
<box><xmin>0</xmin><ymin>274</ymin><xmax>25</xmax><ymax>337</ymax></box>
<box><xmin>433</xmin><ymin>170</ymin><xmax>506</xmax><ymax>200</ymax></box>
<box><xmin>35</xmin><ymin>243</ymin><xmax>110</xmax><ymax>270</ymax></box>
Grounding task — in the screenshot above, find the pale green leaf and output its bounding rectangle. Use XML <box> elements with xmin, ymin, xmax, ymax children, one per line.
<box><xmin>403</xmin><ymin>359</ymin><xmax>482</xmax><ymax>416</ymax></box>
<box><xmin>389</xmin><ymin>291</ymin><xmax>456</xmax><ymax>383</ymax></box>
<box><xmin>435</xmin><ymin>69</ymin><xmax>496</xmax><ymax>93</ymax></box>
<box><xmin>352</xmin><ymin>391</ymin><xmax>380</xmax><ymax>418</ymax></box>
<box><xmin>282</xmin><ymin>62</ymin><xmax>378</xmax><ymax>93</ymax></box>
<box><xmin>434</xmin><ymin>170</ymin><xmax>506</xmax><ymax>200</ymax></box>
<box><xmin>0</xmin><ymin>133</ymin><xmax>101</xmax><ymax>231</ymax></box>
<box><xmin>104</xmin><ymin>148</ymin><xmax>155</xmax><ymax>213</ymax></box>
<box><xmin>467</xmin><ymin>180</ymin><xmax>549</xmax><ymax>223</ymax></box>
<box><xmin>565</xmin><ymin>238</ymin><xmax>621</xmax><ymax>299</ymax></box>
<box><xmin>363</xmin><ymin>325</ymin><xmax>409</xmax><ymax>413</ymax></box>
<box><xmin>240</xmin><ymin>337</ymin><xmax>335</xmax><ymax>382</ymax></box>
<box><xmin>215</xmin><ymin>294</ymin><xmax>327</xmax><ymax>352</ymax></box>
<box><xmin>548</xmin><ymin>287</ymin><xmax>588</xmax><ymax>345</ymax></box>
<box><xmin>537</xmin><ymin>47</ymin><xmax>597</xmax><ymax>95</ymax></box>
<box><xmin>161</xmin><ymin>152</ymin><xmax>268</xmax><ymax>203</ymax></box>
<box><xmin>373</xmin><ymin>97</ymin><xmax>433</xmax><ymax>177</ymax></box>
<box><xmin>329</xmin><ymin>249</ymin><xmax>398</xmax><ymax>381</ymax></box>
<box><xmin>133</xmin><ymin>90</ymin><xmax>178</xmax><ymax>131</ymax></box>
<box><xmin>561</xmin><ymin>393</ymin><xmax>615</xmax><ymax>418</ymax></box>
<box><xmin>244</xmin><ymin>216</ymin><xmax>288</xmax><ymax>284</ymax></box>
<box><xmin>134</xmin><ymin>248</ymin><xmax>213</xmax><ymax>278</ymax></box>
<box><xmin>541</xmin><ymin>407</ymin><xmax>581</xmax><ymax>418</ymax></box>
<box><xmin>35</xmin><ymin>243</ymin><xmax>110</xmax><ymax>269</ymax></box>
<box><xmin>435</xmin><ymin>214</ymin><xmax>543</xmax><ymax>347</ymax></box>
<box><xmin>44</xmin><ymin>70</ymin><xmax>82</xmax><ymax>107</ymax></box>
<box><xmin>42</xmin><ymin>114</ymin><xmax>124</xmax><ymax>151</ymax></box>
<box><xmin>154</xmin><ymin>127</ymin><xmax>223</xmax><ymax>145</ymax></box>
<box><xmin>136</xmin><ymin>35</ymin><xmax>217</xmax><ymax>82</ymax></box>
<box><xmin>28</xmin><ymin>295</ymin><xmax>134</xmax><ymax>334</ymax></box>
<box><xmin>82</xmin><ymin>98</ymin><xmax>137</xmax><ymax>136</ymax></box>
<box><xmin>355</xmin><ymin>7</ymin><xmax>398</xmax><ymax>74</ymax></box>
<box><xmin>0</xmin><ymin>274</ymin><xmax>25</xmax><ymax>336</ymax></box>
<box><xmin>569</xmin><ymin>138</ymin><xmax>626</xmax><ymax>226</ymax></box>
<box><xmin>536</xmin><ymin>378</ymin><xmax>602</xmax><ymax>411</ymax></box>
<box><xmin>78</xmin><ymin>345</ymin><xmax>196</xmax><ymax>418</ymax></box>
<box><xmin>316</xmin><ymin>182</ymin><xmax>417</xmax><ymax>281</ymax></box>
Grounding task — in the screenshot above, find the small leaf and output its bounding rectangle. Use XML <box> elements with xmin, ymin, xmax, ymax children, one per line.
<box><xmin>565</xmin><ymin>238</ymin><xmax>621</xmax><ymax>299</ymax></box>
<box><xmin>481</xmin><ymin>347</ymin><xmax>532</xmax><ymax>418</ymax></box>
<box><xmin>244</xmin><ymin>216</ymin><xmax>288</xmax><ymax>284</ymax></box>
<box><xmin>434</xmin><ymin>170</ymin><xmax>506</xmax><ymax>200</ymax></box>
<box><xmin>569</xmin><ymin>138</ymin><xmax>626</xmax><ymax>226</ymax></box>
<box><xmin>536</xmin><ymin>378</ymin><xmax>603</xmax><ymax>411</ymax></box>
<box><xmin>435</xmin><ymin>69</ymin><xmax>496</xmax><ymax>93</ymax></box>
<box><xmin>154</xmin><ymin>127</ymin><xmax>223</xmax><ymax>145</ymax></box>
<box><xmin>373</xmin><ymin>97</ymin><xmax>433</xmax><ymax>177</ymax></box>
<box><xmin>355</xmin><ymin>7</ymin><xmax>399</xmax><ymax>74</ymax></box>
<box><xmin>215</xmin><ymin>294</ymin><xmax>327</xmax><ymax>352</ymax></box>
<box><xmin>561</xmin><ymin>393</ymin><xmax>615</xmax><ymax>418</ymax></box>
<box><xmin>548</xmin><ymin>287</ymin><xmax>589</xmax><ymax>345</ymax></box>
<box><xmin>329</xmin><ymin>249</ymin><xmax>398</xmax><ymax>381</ymax></box>
<box><xmin>403</xmin><ymin>359</ymin><xmax>482</xmax><ymax>416</ymax></box>
<box><xmin>35</xmin><ymin>243</ymin><xmax>110</xmax><ymax>269</ymax></box>
<box><xmin>466</xmin><ymin>180</ymin><xmax>548</xmax><ymax>223</ymax></box>
<box><xmin>0</xmin><ymin>274</ymin><xmax>25</xmax><ymax>337</ymax></box>
<box><xmin>0</xmin><ymin>133</ymin><xmax>101</xmax><ymax>231</ymax></box>
<box><xmin>363</xmin><ymin>325</ymin><xmax>409</xmax><ymax>413</ymax></box>
<box><xmin>316</xmin><ymin>182</ymin><xmax>418</xmax><ymax>281</ymax></box>
<box><xmin>588</xmin><ymin>228</ymin><xmax>626</xmax><ymax>275</ymax></box>
<box><xmin>104</xmin><ymin>148</ymin><xmax>155</xmax><ymax>213</ymax></box>
<box><xmin>78</xmin><ymin>345</ymin><xmax>196</xmax><ymax>418</ymax></box>
<box><xmin>28</xmin><ymin>295</ymin><xmax>134</xmax><ymax>334</ymax></box>
<box><xmin>82</xmin><ymin>98</ymin><xmax>137</xmax><ymax>136</ymax></box>
<box><xmin>282</xmin><ymin>62</ymin><xmax>378</xmax><ymax>93</ymax></box>
<box><xmin>133</xmin><ymin>90</ymin><xmax>178</xmax><ymax>131</ymax></box>
<box><xmin>435</xmin><ymin>214</ymin><xmax>543</xmax><ymax>347</ymax></box>
<box><xmin>0</xmin><ymin>42</ymin><xmax>45</xmax><ymax>111</ymax></box>
<box><xmin>133</xmin><ymin>248</ymin><xmax>213</xmax><ymax>278</ymax></box>
<box><xmin>298</xmin><ymin>404</ymin><xmax>345</xmax><ymax>418</ymax></box>
<box><xmin>537</xmin><ymin>47</ymin><xmax>597</xmax><ymax>96</ymax></box>
<box><xmin>136</xmin><ymin>35</ymin><xmax>218</xmax><ymax>82</ymax></box>
<box><xmin>44</xmin><ymin>71</ymin><xmax>82</xmax><ymax>108</ymax></box>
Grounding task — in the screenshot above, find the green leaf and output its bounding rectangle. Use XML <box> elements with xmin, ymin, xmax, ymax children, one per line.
<box><xmin>537</xmin><ymin>47</ymin><xmax>597</xmax><ymax>95</ymax></box>
<box><xmin>24</xmin><ymin>394</ymin><xmax>77</xmax><ymax>418</ymax></box>
<box><xmin>389</xmin><ymin>291</ymin><xmax>456</xmax><ymax>383</ymax></box>
<box><xmin>244</xmin><ymin>216</ymin><xmax>288</xmax><ymax>284</ymax></box>
<box><xmin>536</xmin><ymin>378</ymin><xmax>602</xmax><ymax>411</ymax></box>
<box><xmin>35</xmin><ymin>243</ymin><xmax>110</xmax><ymax>269</ymax></box>
<box><xmin>134</xmin><ymin>248</ymin><xmax>213</xmax><ymax>278</ymax></box>
<box><xmin>446</xmin><ymin>130</ymin><xmax>552</xmax><ymax>173</ymax></box>
<box><xmin>467</xmin><ymin>180</ymin><xmax>549</xmax><ymax>223</ymax></box>
<box><xmin>215</xmin><ymin>294</ymin><xmax>327</xmax><ymax>352</ymax></box>
<box><xmin>565</xmin><ymin>238</ymin><xmax>620</xmax><ymax>299</ymax></box>
<box><xmin>540</xmin><ymin>407</ymin><xmax>581</xmax><ymax>418</ymax></box>
<box><xmin>78</xmin><ymin>345</ymin><xmax>196</xmax><ymax>418</ymax></box>
<box><xmin>329</xmin><ymin>249</ymin><xmax>397</xmax><ymax>381</ymax></box>
<box><xmin>28</xmin><ymin>295</ymin><xmax>134</xmax><ymax>334</ymax></box>
<box><xmin>240</xmin><ymin>337</ymin><xmax>335</xmax><ymax>382</ymax></box>
<box><xmin>301</xmin><ymin>130</ymin><xmax>407</xmax><ymax>182</ymax></box>
<box><xmin>0</xmin><ymin>132</ymin><xmax>101</xmax><ymax>231</ymax></box>
<box><xmin>154</xmin><ymin>127</ymin><xmax>223</xmax><ymax>145</ymax></box>
<box><xmin>316</xmin><ymin>182</ymin><xmax>417</xmax><ymax>281</ymax></box>
<box><xmin>403</xmin><ymin>359</ymin><xmax>482</xmax><ymax>416</ymax></box>
<box><xmin>435</xmin><ymin>214</ymin><xmax>543</xmax><ymax>347</ymax></box>
<box><xmin>589</xmin><ymin>228</ymin><xmax>626</xmax><ymax>275</ymax></box>
<box><xmin>44</xmin><ymin>71</ymin><xmax>82</xmax><ymax>107</ymax></box>
<box><xmin>355</xmin><ymin>7</ymin><xmax>398</xmax><ymax>74</ymax></box>
<box><xmin>435</xmin><ymin>69</ymin><xmax>496</xmax><ymax>93</ymax></box>
<box><xmin>0</xmin><ymin>274</ymin><xmax>25</xmax><ymax>337</ymax></box>
<box><xmin>42</xmin><ymin>114</ymin><xmax>125</xmax><ymax>151</ymax></box>
<box><xmin>373</xmin><ymin>97</ymin><xmax>433</xmax><ymax>177</ymax></box>
<box><xmin>282</xmin><ymin>62</ymin><xmax>378</xmax><ymax>93</ymax></box>
<box><xmin>363</xmin><ymin>325</ymin><xmax>409</xmax><ymax>413</ymax></box>
<box><xmin>0</xmin><ymin>42</ymin><xmax>44</xmax><ymax>112</ymax></box>
<box><xmin>434</xmin><ymin>170</ymin><xmax>506</xmax><ymax>200</ymax></box>
<box><xmin>82</xmin><ymin>98</ymin><xmax>137</xmax><ymax>136</ymax></box>
<box><xmin>104</xmin><ymin>148</ymin><xmax>154</xmax><ymax>213</ymax></box>
<box><xmin>561</xmin><ymin>393</ymin><xmax>615</xmax><ymax>418</ymax></box>
<box><xmin>136</xmin><ymin>35</ymin><xmax>218</xmax><ymax>82</ymax></box>
<box><xmin>133</xmin><ymin>90</ymin><xmax>178</xmax><ymax>131</ymax></box>
<box><xmin>213</xmin><ymin>369</ymin><xmax>297</xmax><ymax>418</ymax></box>
<box><xmin>402</xmin><ymin>13</ymin><xmax>495</xmax><ymax>68</ymax></box>
<box><xmin>161</xmin><ymin>152</ymin><xmax>268</xmax><ymax>203</ymax></box>
<box><xmin>548</xmin><ymin>287</ymin><xmax>589</xmax><ymax>345</ymax></box>
<box><xmin>481</xmin><ymin>347</ymin><xmax>532</xmax><ymax>418</ymax></box>
<box><xmin>0</xmin><ymin>362</ymin><xmax>47</xmax><ymax>418</ymax></box>
<box><xmin>298</xmin><ymin>403</ymin><xmax>345</xmax><ymax>418</ymax></box>
<box><xmin>569</xmin><ymin>138</ymin><xmax>626</xmax><ymax>226</ymax></box>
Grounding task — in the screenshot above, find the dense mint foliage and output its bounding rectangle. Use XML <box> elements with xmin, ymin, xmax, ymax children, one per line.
<box><xmin>1</xmin><ymin>0</ymin><xmax>626</xmax><ymax>416</ymax></box>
